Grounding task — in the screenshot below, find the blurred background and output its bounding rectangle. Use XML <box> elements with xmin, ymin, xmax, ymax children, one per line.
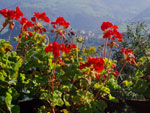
<box><xmin>1</xmin><ymin>0</ymin><xmax>150</xmax><ymax>30</ymax></box>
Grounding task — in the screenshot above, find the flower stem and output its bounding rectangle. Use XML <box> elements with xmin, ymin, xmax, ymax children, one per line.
<box><xmin>54</xmin><ymin>34</ymin><xmax>58</xmax><ymax>41</ymax></box>
<box><xmin>8</xmin><ymin>29</ymin><xmax>12</xmax><ymax>41</ymax></box>
<box><xmin>76</xmin><ymin>42</ymin><xmax>79</xmax><ymax>62</ymax></box>
<box><xmin>116</xmin><ymin>63</ymin><xmax>127</xmax><ymax>80</ymax></box>
<box><xmin>0</xmin><ymin>26</ymin><xmax>5</xmax><ymax>33</ymax></box>
<box><xmin>46</xmin><ymin>36</ymin><xmax>49</xmax><ymax>45</ymax></box>
<box><xmin>104</xmin><ymin>38</ymin><xmax>108</xmax><ymax>58</ymax></box>
<box><xmin>51</xmin><ymin>63</ymin><xmax>56</xmax><ymax>113</ymax></box>
<box><xmin>95</xmin><ymin>77</ymin><xmax>109</xmax><ymax>101</ymax></box>
<box><xmin>52</xmin><ymin>107</ymin><xmax>55</xmax><ymax>113</ymax></box>
<box><xmin>81</xmin><ymin>36</ymin><xmax>86</xmax><ymax>50</ymax></box>
<box><xmin>15</xmin><ymin>38</ymin><xmax>21</xmax><ymax>51</ymax></box>
<box><xmin>106</xmin><ymin>48</ymin><xmax>112</xmax><ymax>66</ymax></box>
<box><xmin>100</xmin><ymin>48</ymin><xmax>103</xmax><ymax>58</ymax></box>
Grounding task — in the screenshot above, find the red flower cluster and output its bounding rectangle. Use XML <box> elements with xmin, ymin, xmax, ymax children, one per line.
<box><xmin>101</xmin><ymin>22</ymin><xmax>123</xmax><ymax>42</ymax></box>
<box><xmin>45</xmin><ymin>41</ymin><xmax>72</xmax><ymax>58</ymax></box>
<box><xmin>31</xmin><ymin>12</ymin><xmax>50</xmax><ymax>33</ymax></box>
<box><xmin>19</xmin><ymin>17</ymin><xmax>33</xmax><ymax>40</ymax></box>
<box><xmin>96</xmin><ymin>74</ymin><xmax>101</xmax><ymax>80</ymax></box>
<box><xmin>32</xmin><ymin>22</ymin><xmax>47</xmax><ymax>33</ymax></box>
<box><xmin>79</xmin><ymin>57</ymin><xmax>104</xmax><ymax>73</ymax></box>
<box><xmin>66</xmin><ymin>43</ymin><xmax>77</xmax><ymax>49</ymax></box>
<box><xmin>101</xmin><ymin>22</ymin><xmax>118</xmax><ymax>31</ymax></box>
<box><xmin>51</xmin><ymin>17</ymin><xmax>70</xmax><ymax>29</ymax></box>
<box><xmin>113</xmin><ymin>70</ymin><xmax>118</xmax><ymax>77</ymax></box>
<box><xmin>121</xmin><ymin>48</ymin><xmax>136</xmax><ymax>64</ymax></box>
<box><xmin>31</xmin><ymin>12</ymin><xmax>50</xmax><ymax>23</ymax></box>
<box><xmin>0</xmin><ymin>6</ymin><xmax>23</xmax><ymax>29</ymax></box>
<box><xmin>51</xmin><ymin>17</ymin><xmax>70</xmax><ymax>41</ymax></box>
<box><xmin>0</xmin><ymin>6</ymin><xmax>23</xmax><ymax>20</ymax></box>
<box><xmin>20</xmin><ymin>17</ymin><xmax>33</xmax><ymax>32</ymax></box>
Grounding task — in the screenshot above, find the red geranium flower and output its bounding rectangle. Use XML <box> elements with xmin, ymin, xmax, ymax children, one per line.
<box><xmin>96</xmin><ymin>74</ymin><xmax>101</xmax><ymax>80</ymax></box>
<box><xmin>20</xmin><ymin>17</ymin><xmax>33</xmax><ymax>32</ymax></box>
<box><xmin>113</xmin><ymin>70</ymin><xmax>118</xmax><ymax>77</ymax></box>
<box><xmin>101</xmin><ymin>21</ymin><xmax>123</xmax><ymax>45</ymax></box>
<box><xmin>121</xmin><ymin>48</ymin><xmax>136</xmax><ymax>65</ymax></box>
<box><xmin>31</xmin><ymin>12</ymin><xmax>50</xmax><ymax>33</ymax></box>
<box><xmin>0</xmin><ymin>8</ymin><xmax>8</xmax><ymax>18</ymax></box>
<box><xmin>101</xmin><ymin>22</ymin><xmax>113</xmax><ymax>31</ymax></box>
<box><xmin>15</xmin><ymin>6</ymin><xmax>23</xmax><ymax>20</ymax></box>
<box><xmin>103</xmin><ymin>30</ymin><xmax>113</xmax><ymax>38</ymax></box>
<box><xmin>50</xmin><ymin>17</ymin><xmax>70</xmax><ymax>41</ymax></box>
<box><xmin>45</xmin><ymin>42</ymin><xmax>72</xmax><ymax>58</ymax></box>
<box><xmin>31</xmin><ymin>12</ymin><xmax>50</xmax><ymax>23</ymax></box>
<box><xmin>0</xmin><ymin>6</ymin><xmax>23</xmax><ymax>31</ymax></box>
<box><xmin>51</xmin><ymin>16</ymin><xmax>70</xmax><ymax>29</ymax></box>
<box><xmin>79</xmin><ymin>57</ymin><xmax>104</xmax><ymax>73</ymax></box>
<box><xmin>0</xmin><ymin>6</ymin><xmax>23</xmax><ymax>20</ymax></box>
<box><xmin>112</xmin><ymin>29</ymin><xmax>123</xmax><ymax>42</ymax></box>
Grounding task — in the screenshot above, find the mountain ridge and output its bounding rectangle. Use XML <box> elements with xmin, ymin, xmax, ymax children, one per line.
<box><xmin>1</xmin><ymin>0</ymin><xmax>150</xmax><ymax>30</ymax></box>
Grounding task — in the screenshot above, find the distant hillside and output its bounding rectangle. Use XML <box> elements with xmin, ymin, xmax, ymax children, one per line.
<box><xmin>1</xmin><ymin>0</ymin><xmax>150</xmax><ymax>30</ymax></box>
<box><xmin>130</xmin><ymin>7</ymin><xmax>150</xmax><ymax>24</ymax></box>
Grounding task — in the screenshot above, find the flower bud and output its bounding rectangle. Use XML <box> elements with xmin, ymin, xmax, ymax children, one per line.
<box><xmin>76</xmin><ymin>36</ymin><xmax>84</xmax><ymax>43</ymax></box>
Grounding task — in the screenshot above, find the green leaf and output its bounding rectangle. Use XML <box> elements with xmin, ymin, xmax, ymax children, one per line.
<box><xmin>94</xmin><ymin>83</ymin><xmax>102</xmax><ymax>89</ymax></box>
<box><xmin>38</xmin><ymin>105</ymin><xmax>47</xmax><ymax>113</ymax></box>
<box><xmin>132</xmin><ymin>79</ymin><xmax>148</xmax><ymax>94</ymax></box>
<box><xmin>122</xmin><ymin>80</ymin><xmax>133</xmax><ymax>87</ymax></box>
<box><xmin>64</xmin><ymin>100</ymin><xmax>71</xmax><ymax>107</ymax></box>
<box><xmin>0</xmin><ymin>73</ymin><xmax>5</xmax><ymax>81</ymax></box>
<box><xmin>52</xmin><ymin>90</ymin><xmax>64</xmax><ymax>106</ymax></box>
<box><xmin>8</xmin><ymin>80</ymin><xmax>17</xmax><ymax>85</ymax></box>
<box><xmin>109</xmin><ymin>95</ymin><xmax>119</xmax><ymax>103</ymax></box>
<box><xmin>56</xmin><ymin>98</ymin><xmax>64</xmax><ymax>106</ymax></box>
<box><xmin>5</xmin><ymin>92</ymin><xmax>12</xmax><ymax>112</ymax></box>
<box><xmin>107</xmin><ymin>75</ymin><xmax>121</xmax><ymax>90</ymax></box>
<box><xmin>101</xmin><ymin>86</ymin><xmax>110</xmax><ymax>94</ymax></box>
<box><xmin>97</xmin><ymin>100</ymin><xmax>107</xmax><ymax>112</ymax></box>
<box><xmin>48</xmin><ymin>59</ymin><xmax>54</xmax><ymax>70</ymax></box>
<box><xmin>11</xmin><ymin>88</ymin><xmax>19</xmax><ymax>100</ymax></box>
<box><xmin>20</xmin><ymin>73</ymin><xmax>30</xmax><ymax>84</ymax></box>
<box><xmin>40</xmin><ymin>93</ymin><xmax>50</xmax><ymax>100</ymax></box>
<box><xmin>11</xmin><ymin>105</ymin><xmax>20</xmax><ymax>113</ymax></box>
<box><xmin>26</xmin><ymin>50</ymin><xmax>33</xmax><ymax>61</ymax></box>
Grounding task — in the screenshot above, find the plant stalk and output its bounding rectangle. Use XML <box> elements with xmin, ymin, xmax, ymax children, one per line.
<box><xmin>116</xmin><ymin>63</ymin><xmax>127</xmax><ymax>80</ymax></box>
<box><xmin>106</xmin><ymin>48</ymin><xmax>112</xmax><ymax>66</ymax></box>
<box><xmin>0</xmin><ymin>26</ymin><xmax>5</xmax><ymax>33</ymax></box>
<box><xmin>15</xmin><ymin>38</ymin><xmax>21</xmax><ymax>51</ymax></box>
<box><xmin>8</xmin><ymin>29</ymin><xmax>12</xmax><ymax>41</ymax></box>
<box><xmin>104</xmin><ymin>38</ymin><xmax>108</xmax><ymax>58</ymax></box>
<box><xmin>76</xmin><ymin>42</ymin><xmax>79</xmax><ymax>62</ymax></box>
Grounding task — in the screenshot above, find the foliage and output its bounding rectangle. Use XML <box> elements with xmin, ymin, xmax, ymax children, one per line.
<box><xmin>113</xmin><ymin>23</ymin><xmax>150</xmax><ymax>80</ymax></box>
<box><xmin>1</xmin><ymin>6</ymin><xmax>148</xmax><ymax>113</ymax></box>
<box><xmin>112</xmin><ymin>23</ymin><xmax>150</xmax><ymax>101</ymax></box>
